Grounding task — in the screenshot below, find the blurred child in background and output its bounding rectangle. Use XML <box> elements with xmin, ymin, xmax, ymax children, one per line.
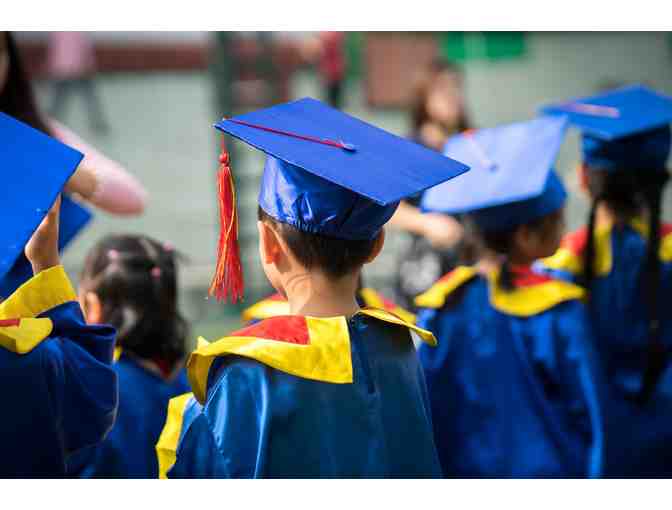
<box><xmin>67</xmin><ymin>234</ymin><xmax>190</xmax><ymax>478</ymax></box>
<box><xmin>390</xmin><ymin>58</ymin><xmax>472</xmax><ymax>308</ymax></box>
<box><xmin>541</xmin><ymin>85</ymin><xmax>672</xmax><ymax>477</ymax></box>
<box><xmin>1</xmin><ymin>111</ymin><xmax>117</xmax><ymax>477</ymax></box>
<box><xmin>415</xmin><ymin>117</ymin><xmax>604</xmax><ymax>478</ymax></box>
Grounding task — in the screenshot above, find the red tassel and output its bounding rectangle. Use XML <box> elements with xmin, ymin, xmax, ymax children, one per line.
<box><xmin>208</xmin><ymin>137</ymin><xmax>244</xmax><ymax>302</ymax></box>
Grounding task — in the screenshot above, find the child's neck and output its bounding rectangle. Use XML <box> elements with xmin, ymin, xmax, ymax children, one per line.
<box><xmin>282</xmin><ymin>270</ymin><xmax>360</xmax><ymax>318</ymax></box>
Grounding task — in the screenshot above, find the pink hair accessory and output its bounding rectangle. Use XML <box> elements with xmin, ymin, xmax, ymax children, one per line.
<box><xmin>151</xmin><ymin>267</ymin><xmax>162</xmax><ymax>278</ymax></box>
<box><xmin>108</xmin><ymin>249</ymin><xmax>120</xmax><ymax>261</ymax></box>
<box><xmin>163</xmin><ymin>242</ymin><xmax>174</xmax><ymax>252</ymax></box>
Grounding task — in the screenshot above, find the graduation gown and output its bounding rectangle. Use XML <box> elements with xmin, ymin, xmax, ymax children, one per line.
<box><xmin>241</xmin><ymin>287</ymin><xmax>416</xmax><ymax>325</ymax></box>
<box><xmin>0</xmin><ymin>265</ymin><xmax>117</xmax><ymax>478</ymax></box>
<box><xmin>67</xmin><ymin>351</ymin><xmax>190</xmax><ymax>478</ymax></box>
<box><xmin>541</xmin><ymin>219</ymin><xmax>672</xmax><ymax>477</ymax></box>
<box><xmin>415</xmin><ymin>266</ymin><xmax>604</xmax><ymax>478</ymax></box>
<box><xmin>156</xmin><ymin>308</ymin><xmax>441</xmax><ymax>478</ymax></box>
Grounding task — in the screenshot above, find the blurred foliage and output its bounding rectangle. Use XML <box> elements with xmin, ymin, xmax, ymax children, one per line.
<box><xmin>345</xmin><ymin>32</ymin><xmax>364</xmax><ymax>81</ymax></box>
<box><xmin>441</xmin><ymin>32</ymin><xmax>527</xmax><ymax>62</ymax></box>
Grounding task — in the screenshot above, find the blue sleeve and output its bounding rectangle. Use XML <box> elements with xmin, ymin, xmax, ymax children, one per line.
<box><xmin>170</xmin><ymin>358</ymin><xmax>271</xmax><ymax>478</ymax></box>
<box><xmin>40</xmin><ymin>301</ymin><xmax>118</xmax><ymax>455</ymax></box>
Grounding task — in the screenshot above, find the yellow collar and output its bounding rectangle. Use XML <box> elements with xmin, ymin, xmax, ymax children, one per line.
<box><xmin>187</xmin><ymin>308</ymin><xmax>435</xmax><ymax>404</ymax></box>
<box><xmin>414</xmin><ymin>266</ymin><xmax>479</xmax><ymax>309</ymax></box>
<box><xmin>0</xmin><ymin>318</ymin><xmax>54</xmax><ymax>354</ymax></box>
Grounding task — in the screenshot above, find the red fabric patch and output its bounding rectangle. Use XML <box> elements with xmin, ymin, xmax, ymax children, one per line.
<box><xmin>0</xmin><ymin>318</ymin><xmax>20</xmax><ymax>327</ymax></box>
<box><xmin>266</xmin><ymin>293</ymin><xmax>286</xmax><ymax>302</ymax></box>
<box><xmin>661</xmin><ymin>223</ymin><xmax>672</xmax><ymax>238</ymax></box>
<box><xmin>229</xmin><ymin>315</ymin><xmax>310</xmax><ymax>345</ymax></box>
<box><xmin>510</xmin><ymin>265</ymin><xmax>553</xmax><ymax>287</ymax></box>
<box><xmin>561</xmin><ymin>227</ymin><xmax>589</xmax><ymax>255</ymax></box>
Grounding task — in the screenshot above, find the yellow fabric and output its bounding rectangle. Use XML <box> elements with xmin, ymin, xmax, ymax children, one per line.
<box><xmin>113</xmin><ymin>346</ymin><xmax>123</xmax><ymax>362</ymax></box>
<box><xmin>0</xmin><ymin>318</ymin><xmax>54</xmax><ymax>354</ymax></box>
<box><xmin>487</xmin><ymin>270</ymin><xmax>585</xmax><ymax>317</ymax></box>
<box><xmin>414</xmin><ymin>266</ymin><xmax>478</xmax><ymax>309</ymax></box>
<box><xmin>0</xmin><ymin>265</ymin><xmax>77</xmax><ymax>319</ymax></box>
<box><xmin>188</xmin><ymin>315</ymin><xmax>352</xmax><ymax>403</ymax></box>
<box><xmin>240</xmin><ymin>298</ymin><xmax>290</xmax><ymax>323</ymax></box>
<box><xmin>155</xmin><ymin>392</ymin><xmax>194</xmax><ymax>479</ymax></box>
<box><xmin>542</xmin><ymin>219</ymin><xmax>672</xmax><ymax>277</ymax></box>
<box><xmin>359</xmin><ymin>288</ymin><xmax>416</xmax><ymax>324</ymax></box>
<box><xmin>357</xmin><ymin>307</ymin><xmax>436</xmax><ymax>346</ymax></box>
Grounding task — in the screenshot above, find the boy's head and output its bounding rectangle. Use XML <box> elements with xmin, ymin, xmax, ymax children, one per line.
<box><xmin>257</xmin><ymin>206</ymin><xmax>384</xmax><ymax>295</ymax></box>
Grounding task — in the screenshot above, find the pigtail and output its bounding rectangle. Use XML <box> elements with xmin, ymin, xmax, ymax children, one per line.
<box><xmin>581</xmin><ymin>196</ymin><xmax>602</xmax><ymax>290</ymax></box>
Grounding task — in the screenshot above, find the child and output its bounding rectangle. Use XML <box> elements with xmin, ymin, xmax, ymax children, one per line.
<box><xmin>67</xmin><ymin>234</ymin><xmax>191</xmax><ymax>478</ymax></box>
<box><xmin>415</xmin><ymin>116</ymin><xmax>604</xmax><ymax>478</ymax></box>
<box><xmin>242</xmin><ymin>281</ymin><xmax>416</xmax><ymax>325</ymax></box>
<box><xmin>540</xmin><ymin>85</ymin><xmax>672</xmax><ymax>477</ymax></box>
<box><xmin>0</xmin><ymin>111</ymin><xmax>117</xmax><ymax>477</ymax></box>
<box><xmin>158</xmin><ymin>97</ymin><xmax>469</xmax><ymax>478</ymax></box>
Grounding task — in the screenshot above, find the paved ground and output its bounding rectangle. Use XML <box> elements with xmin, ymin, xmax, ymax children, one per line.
<box><xmin>34</xmin><ymin>32</ymin><xmax>672</xmax><ymax>341</ymax></box>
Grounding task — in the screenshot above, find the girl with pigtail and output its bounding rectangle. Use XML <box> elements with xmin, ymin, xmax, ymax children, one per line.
<box><xmin>541</xmin><ymin>85</ymin><xmax>672</xmax><ymax>477</ymax></box>
<box><xmin>67</xmin><ymin>234</ymin><xmax>191</xmax><ymax>478</ymax></box>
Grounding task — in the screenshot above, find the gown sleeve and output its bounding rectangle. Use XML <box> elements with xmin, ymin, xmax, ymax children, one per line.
<box><xmin>169</xmin><ymin>358</ymin><xmax>271</xmax><ymax>478</ymax></box>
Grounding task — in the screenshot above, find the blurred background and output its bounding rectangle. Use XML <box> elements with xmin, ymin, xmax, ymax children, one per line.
<box><xmin>12</xmin><ymin>31</ymin><xmax>672</xmax><ymax>339</ymax></box>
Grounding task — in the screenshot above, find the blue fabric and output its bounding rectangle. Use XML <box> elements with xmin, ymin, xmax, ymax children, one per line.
<box><xmin>0</xmin><ymin>112</ymin><xmax>83</xmax><ymax>281</ymax></box>
<box><xmin>169</xmin><ymin>315</ymin><xmax>441</xmax><ymax>478</ymax></box>
<box><xmin>421</xmin><ymin>116</ymin><xmax>568</xmax><ymax>230</ymax></box>
<box><xmin>581</xmin><ymin>126</ymin><xmax>670</xmax><ymax>171</ymax></box>
<box><xmin>548</xmin><ymin>224</ymin><xmax>672</xmax><ymax>477</ymax></box>
<box><xmin>541</xmin><ymin>84</ymin><xmax>672</xmax><ymax>142</ymax></box>
<box><xmin>417</xmin><ymin>276</ymin><xmax>604</xmax><ymax>478</ymax></box>
<box><xmin>259</xmin><ymin>156</ymin><xmax>398</xmax><ymax>240</ymax></box>
<box><xmin>67</xmin><ymin>355</ymin><xmax>190</xmax><ymax>478</ymax></box>
<box><xmin>0</xmin><ymin>195</ymin><xmax>92</xmax><ymax>298</ymax></box>
<box><xmin>214</xmin><ymin>97</ymin><xmax>469</xmax><ymax>240</ymax></box>
<box><xmin>0</xmin><ymin>301</ymin><xmax>117</xmax><ymax>478</ymax></box>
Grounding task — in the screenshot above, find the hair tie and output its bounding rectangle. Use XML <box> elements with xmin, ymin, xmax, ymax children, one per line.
<box><xmin>163</xmin><ymin>242</ymin><xmax>174</xmax><ymax>252</ymax></box>
<box><xmin>151</xmin><ymin>267</ymin><xmax>162</xmax><ymax>278</ymax></box>
<box><xmin>108</xmin><ymin>249</ymin><xmax>120</xmax><ymax>261</ymax></box>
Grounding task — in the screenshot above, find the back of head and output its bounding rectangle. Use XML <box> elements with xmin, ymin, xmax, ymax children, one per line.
<box><xmin>80</xmin><ymin>234</ymin><xmax>188</xmax><ymax>368</ymax></box>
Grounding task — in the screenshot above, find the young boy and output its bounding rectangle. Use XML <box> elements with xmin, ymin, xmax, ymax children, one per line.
<box><xmin>0</xmin><ymin>112</ymin><xmax>118</xmax><ymax>477</ymax></box>
<box><xmin>157</xmin><ymin>97</ymin><xmax>469</xmax><ymax>478</ymax></box>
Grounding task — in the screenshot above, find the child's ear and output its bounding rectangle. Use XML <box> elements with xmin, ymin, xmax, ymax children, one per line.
<box><xmin>257</xmin><ymin>220</ymin><xmax>282</xmax><ymax>265</ymax></box>
<box><xmin>81</xmin><ymin>291</ymin><xmax>103</xmax><ymax>325</ymax></box>
<box><xmin>364</xmin><ymin>229</ymin><xmax>386</xmax><ymax>264</ymax></box>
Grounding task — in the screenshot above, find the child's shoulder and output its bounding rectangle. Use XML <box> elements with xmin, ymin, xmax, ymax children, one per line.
<box><xmin>415</xmin><ymin>266</ymin><xmax>481</xmax><ymax>310</ymax></box>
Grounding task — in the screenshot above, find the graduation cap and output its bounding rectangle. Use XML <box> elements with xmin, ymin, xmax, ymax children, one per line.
<box><xmin>0</xmin><ymin>195</ymin><xmax>92</xmax><ymax>298</ymax></box>
<box><xmin>0</xmin><ymin>112</ymin><xmax>83</xmax><ymax>287</ymax></box>
<box><xmin>421</xmin><ymin>115</ymin><xmax>568</xmax><ymax>232</ymax></box>
<box><xmin>209</xmin><ymin>97</ymin><xmax>470</xmax><ymax>302</ymax></box>
<box><xmin>540</xmin><ymin>84</ymin><xmax>672</xmax><ymax>170</ymax></box>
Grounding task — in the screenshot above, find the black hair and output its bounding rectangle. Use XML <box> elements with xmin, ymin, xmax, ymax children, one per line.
<box><xmin>475</xmin><ymin>210</ymin><xmax>564</xmax><ymax>291</ymax></box>
<box><xmin>583</xmin><ymin>167</ymin><xmax>670</xmax><ymax>403</ymax></box>
<box><xmin>0</xmin><ymin>32</ymin><xmax>51</xmax><ymax>134</ymax></box>
<box><xmin>258</xmin><ymin>206</ymin><xmax>378</xmax><ymax>279</ymax></box>
<box><xmin>80</xmin><ymin>234</ymin><xmax>188</xmax><ymax>370</ymax></box>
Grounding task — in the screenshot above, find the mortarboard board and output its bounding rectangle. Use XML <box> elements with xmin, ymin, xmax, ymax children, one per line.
<box><xmin>421</xmin><ymin>115</ymin><xmax>568</xmax><ymax>232</ymax></box>
<box><xmin>0</xmin><ymin>112</ymin><xmax>83</xmax><ymax>286</ymax></box>
<box><xmin>0</xmin><ymin>195</ymin><xmax>92</xmax><ymax>298</ymax></box>
<box><xmin>540</xmin><ymin>84</ymin><xmax>672</xmax><ymax>170</ymax></box>
<box><xmin>209</xmin><ymin>97</ymin><xmax>470</xmax><ymax>301</ymax></box>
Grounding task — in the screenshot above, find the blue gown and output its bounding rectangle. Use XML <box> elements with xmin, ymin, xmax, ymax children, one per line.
<box><xmin>68</xmin><ymin>352</ymin><xmax>190</xmax><ymax>478</ymax></box>
<box><xmin>0</xmin><ymin>265</ymin><xmax>117</xmax><ymax>478</ymax></box>
<box><xmin>157</xmin><ymin>309</ymin><xmax>441</xmax><ymax>478</ymax></box>
<box><xmin>415</xmin><ymin>266</ymin><xmax>604</xmax><ymax>478</ymax></box>
<box><xmin>541</xmin><ymin>219</ymin><xmax>672</xmax><ymax>477</ymax></box>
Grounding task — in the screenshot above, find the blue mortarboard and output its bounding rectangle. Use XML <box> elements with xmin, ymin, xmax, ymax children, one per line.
<box><xmin>215</xmin><ymin>97</ymin><xmax>470</xmax><ymax>239</ymax></box>
<box><xmin>0</xmin><ymin>112</ymin><xmax>83</xmax><ymax>287</ymax></box>
<box><xmin>209</xmin><ymin>97</ymin><xmax>470</xmax><ymax>302</ymax></box>
<box><xmin>0</xmin><ymin>195</ymin><xmax>92</xmax><ymax>298</ymax></box>
<box><xmin>540</xmin><ymin>84</ymin><xmax>672</xmax><ymax>170</ymax></box>
<box><xmin>421</xmin><ymin>116</ymin><xmax>568</xmax><ymax>232</ymax></box>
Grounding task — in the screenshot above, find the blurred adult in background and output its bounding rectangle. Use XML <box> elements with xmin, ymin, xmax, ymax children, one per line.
<box><xmin>47</xmin><ymin>31</ymin><xmax>109</xmax><ymax>133</ymax></box>
<box><xmin>389</xmin><ymin>58</ymin><xmax>472</xmax><ymax>308</ymax></box>
<box><xmin>303</xmin><ymin>32</ymin><xmax>346</xmax><ymax>109</ymax></box>
<box><xmin>0</xmin><ymin>32</ymin><xmax>146</xmax><ymax>215</ymax></box>
<box><xmin>67</xmin><ymin>235</ymin><xmax>190</xmax><ymax>478</ymax></box>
